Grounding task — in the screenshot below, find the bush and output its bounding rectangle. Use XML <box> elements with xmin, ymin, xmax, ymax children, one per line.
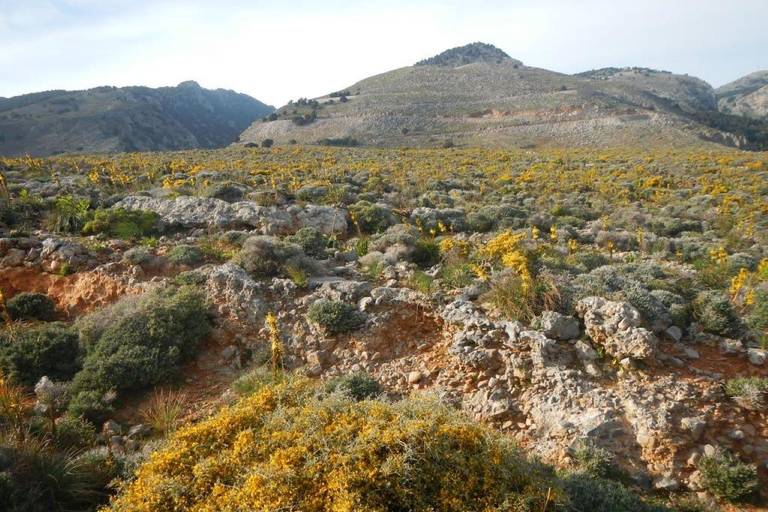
<box><xmin>307</xmin><ymin>299</ymin><xmax>365</xmax><ymax>334</ymax></box>
<box><xmin>166</xmin><ymin>244</ymin><xmax>204</xmax><ymax>265</ymax></box>
<box><xmin>349</xmin><ymin>201</ymin><xmax>395</xmax><ymax>234</ymax></box>
<box><xmin>571</xmin><ymin>444</ymin><xmax>615</xmax><ymax>478</ymax></box>
<box><xmin>0</xmin><ymin>323</ymin><xmax>81</xmax><ymax>386</ymax></box>
<box><xmin>411</xmin><ymin>238</ymin><xmax>441</xmax><ymax>267</ymax></box>
<box><xmin>82</xmin><ymin>208</ymin><xmax>158</xmax><ymax>240</ymax></box>
<box><xmin>122</xmin><ymin>247</ymin><xmax>153</xmax><ymax>265</ymax></box>
<box><xmin>5</xmin><ymin>292</ymin><xmax>57</xmax><ymax>321</ymax></box>
<box><xmin>484</xmin><ymin>272</ymin><xmax>564</xmax><ymax>323</ymax></box>
<box><xmin>693</xmin><ymin>291</ymin><xmax>745</xmax><ymax>338</ymax></box>
<box><xmin>234</xmin><ymin>236</ymin><xmax>317</xmax><ymax>280</ymax></box>
<box><xmin>71</xmin><ymin>286</ymin><xmax>210</xmax><ymax>398</ymax></box>
<box><xmin>203</xmin><ymin>182</ymin><xmax>245</xmax><ymax>203</ymax></box>
<box><xmin>55</xmin><ymin>414</ymin><xmax>97</xmax><ymax>450</ymax></box>
<box><xmin>723</xmin><ymin>376</ymin><xmax>767</xmax><ymax>411</ymax></box>
<box><xmin>285</xmin><ymin>227</ymin><xmax>328</xmax><ymax>258</ymax></box>
<box><xmin>698</xmin><ymin>451</ymin><xmax>758</xmax><ymax>503</ymax></box>
<box><xmin>562</xmin><ymin>473</ymin><xmax>670</xmax><ymax>512</ymax></box>
<box><xmin>107</xmin><ymin>377</ymin><xmax>561</xmax><ymax>512</ymax></box>
<box><xmin>326</xmin><ymin>372</ymin><xmax>383</xmax><ymax>401</ymax></box>
<box><xmin>67</xmin><ymin>389</ymin><xmax>115</xmax><ymax>424</ymax></box>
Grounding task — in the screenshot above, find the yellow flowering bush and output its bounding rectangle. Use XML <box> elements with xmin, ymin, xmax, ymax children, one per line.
<box><xmin>107</xmin><ymin>377</ymin><xmax>562</xmax><ymax>512</ymax></box>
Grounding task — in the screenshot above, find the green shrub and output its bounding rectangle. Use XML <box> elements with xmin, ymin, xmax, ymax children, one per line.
<box><xmin>0</xmin><ymin>323</ymin><xmax>81</xmax><ymax>386</ymax></box>
<box><xmin>122</xmin><ymin>247</ymin><xmax>153</xmax><ymax>265</ymax></box>
<box><xmin>82</xmin><ymin>207</ymin><xmax>158</xmax><ymax>240</ymax></box>
<box><xmin>202</xmin><ymin>182</ymin><xmax>244</xmax><ymax>202</ymax></box>
<box><xmin>563</xmin><ymin>473</ymin><xmax>670</xmax><ymax>512</ymax></box>
<box><xmin>5</xmin><ymin>292</ymin><xmax>57</xmax><ymax>321</ymax></box>
<box><xmin>571</xmin><ymin>444</ymin><xmax>615</xmax><ymax>478</ymax></box>
<box><xmin>166</xmin><ymin>244</ymin><xmax>204</xmax><ymax>265</ymax></box>
<box><xmin>349</xmin><ymin>201</ymin><xmax>394</xmax><ymax>234</ymax></box>
<box><xmin>71</xmin><ymin>286</ymin><xmax>210</xmax><ymax>397</ymax></box>
<box><xmin>326</xmin><ymin>372</ymin><xmax>383</xmax><ymax>401</ymax></box>
<box><xmin>285</xmin><ymin>227</ymin><xmax>328</xmax><ymax>258</ymax></box>
<box><xmin>411</xmin><ymin>238</ymin><xmax>440</xmax><ymax>267</ymax></box>
<box><xmin>67</xmin><ymin>389</ymin><xmax>115</xmax><ymax>424</ymax></box>
<box><xmin>693</xmin><ymin>291</ymin><xmax>745</xmax><ymax>338</ymax></box>
<box><xmin>234</xmin><ymin>236</ymin><xmax>316</xmax><ymax>280</ymax></box>
<box><xmin>55</xmin><ymin>414</ymin><xmax>97</xmax><ymax>450</ymax></box>
<box><xmin>173</xmin><ymin>271</ymin><xmax>207</xmax><ymax>286</ymax></box>
<box><xmin>567</xmin><ymin>251</ymin><xmax>609</xmax><ymax>272</ymax></box>
<box><xmin>484</xmin><ymin>272</ymin><xmax>564</xmax><ymax>323</ymax></box>
<box><xmin>698</xmin><ymin>451</ymin><xmax>758</xmax><ymax>503</ymax></box>
<box><xmin>723</xmin><ymin>376</ymin><xmax>767</xmax><ymax>410</ymax></box>
<box><xmin>307</xmin><ymin>299</ymin><xmax>365</xmax><ymax>334</ymax></box>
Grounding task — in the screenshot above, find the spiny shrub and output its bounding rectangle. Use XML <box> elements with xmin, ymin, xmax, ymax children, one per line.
<box><xmin>0</xmin><ymin>323</ymin><xmax>81</xmax><ymax>386</ymax></box>
<box><xmin>692</xmin><ymin>291</ymin><xmax>745</xmax><ymax>338</ymax></box>
<box><xmin>285</xmin><ymin>227</ymin><xmax>328</xmax><ymax>258</ymax></box>
<box><xmin>234</xmin><ymin>236</ymin><xmax>317</xmax><ymax>279</ymax></box>
<box><xmin>107</xmin><ymin>377</ymin><xmax>562</xmax><ymax>512</ymax></box>
<box><xmin>82</xmin><ymin>207</ymin><xmax>158</xmax><ymax>240</ymax></box>
<box><xmin>202</xmin><ymin>182</ymin><xmax>245</xmax><ymax>202</ymax></box>
<box><xmin>5</xmin><ymin>292</ymin><xmax>57</xmax><ymax>321</ymax></box>
<box><xmin>166</xmin><ymin>244</ymin><xmax>204</xmax><ymax>265</ymax></box>
<box><xmin>698</xmin><ymin>451</ymin><xmax>758</xmax><ymax>503</ymax></box>
<box><xmin>562</xmin><ymin>473</ymin><xmax>670</xmax><ymax>512</ymax></box>
<box><xmin>70</xmin><ymin>286</ymin><xmax>209</xmax><ymax>399</ymax></box>
<box><xmin>571</xmin><ymin>444</ymin><xmax>615</xmax><ymax>478</ymax></box>
<box><xmin>349</xmin><ymin>200</ymin><xmax>395</xmax><ymax>234</ymax></box>
<box><xmin>326</xmin><ymin>372</ymin><xmax>383</xmax><ymax>401</ymax></box>
<box><xmin>55</xmin><ymin>414</ymin><xmax>97</xmax><ymax>450</ymax></box>
<box><xmin>307</xmin><ymin>299</ymin><xmax>365</xmax><ymax>334</ymax></box>
<box><xmin>723</xmin><ymin>376</ymin><xmax>768</xmax><ymax>411</ymax></box>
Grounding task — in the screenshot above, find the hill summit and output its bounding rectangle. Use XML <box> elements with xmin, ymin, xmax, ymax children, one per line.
<box><xmin>415</xmin><ymin>42</ymin><xmax>521</xmax><ymax>67</ymax></box>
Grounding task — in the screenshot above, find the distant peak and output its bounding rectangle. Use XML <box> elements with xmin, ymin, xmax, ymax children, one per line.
<box><xmin>415</xmin><ymin>42</ymin><xmax>521</xmax><ymax>68</ymax></box>
<box><xmin>177</xmin><ymin>80</ymin><xmax>201</xmax><ymax>88</ymax></box>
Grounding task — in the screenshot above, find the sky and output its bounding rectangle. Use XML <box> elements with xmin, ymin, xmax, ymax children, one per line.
<box><xmin>1</xmin><ymin>0</ymin><xmax>766</xmax><ymax>107</ymax></box>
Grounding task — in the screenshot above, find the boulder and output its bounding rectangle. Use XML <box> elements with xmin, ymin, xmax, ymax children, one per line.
<box><xmin>576</xmin><ymin>297</ymin><xmax>657</xmax><ymax>361</ymax></box>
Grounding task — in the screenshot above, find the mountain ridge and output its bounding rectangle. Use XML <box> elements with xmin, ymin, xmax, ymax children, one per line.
<box><xmin>0</xmin><ymin>82</ymin><xmax>274</xmax><ymax>157</ymax></box>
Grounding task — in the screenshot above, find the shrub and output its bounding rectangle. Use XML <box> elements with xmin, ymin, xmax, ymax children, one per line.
<box><xmin>326</xmin><ymin>372</ymin><xmax>383</xmax><ymax>401</ymax></box>
<box><xmin>67</xmin><ymin>389</ymin><xmax>115</xmax><ymax>424</ymax></box>
<box><xmin>166</xmin><ymin>244</ymin><xmax>204</xmax><ymax>265</ymax></box>
<box><xmin>307</xmin><ymin>299</ymin><xmax>365</xmax><ymax>334</ymax></box>
<box><xmin>0</xmin><ymin>323</ymin><xmax>81</xmax><ymax>386</ymax></box>
<box><xmin>55</xmin><ymin>414</ymin><xmax>97</xmax><ymax>450</ymax></box>
<box><xmin>285</xmin><ymin>227</ymin><xmax>328</xmax><ymax>258</ymax></box>
<box><xmin>71</xmin><ymin>286</ymin><xmax>210</xmax><ymax>398</ymax></box>
<box><xmin>202</xmin><ymin>182</ymin><xmax>245</xmax><ymax>202</ymax></box>
<box><xmin>692</xmin><ymin>291</ymin><xmax>745</xmax><ymax>338</ymax></box>
<box><xmin>5</xmin><ymin>292</ymin><xmax>57</xmax><ymax>321</ymax></box>
<box><xmin>484</xmin><ymin>272</ymin><xmax>564</xmax><ymax>323</ymax></box>
<box><xmin>0</xmin><ymin>439</ymin><xmax>113</xmax><ymax>511</ymax></box>
<box><xmin>571</xmin><ymin>444</ymin><xmax>615</xmax><ymax>478</ymax></box>
<box><xmin>562</xmin><ymin>473</ymin><xmax>670</xmax><ymax>512</ymax></box>
<box><xmin>233</xmin><ymin>236</ymin><xmax>314</xmax><ymax>279</ymax></box>
<box><xmin>411</xmin><ymin>238</ymin><xmax>441</xmax><ymax>267</ymax></box>
<box><xmin>698</xmin><ymin>451</ymin><xmax>758</xmax><ymax>503</ymax></box>
<box><xmin>107</xmin><ymin>377</ymin><xmax>561</xmax><ymax>512</ymax></box>
<box><xmin>349</xmin><ymin>201</ymin><xmax>395</xmax><ymax>234</ymax></box>
<box><xmin>122</xmin><ymin>247</ymin><xmax>153</xmax><ymax>265</ymax></box>
<box><xmin>723</xmin><ymin>376</ymin><xmax>768</xmax><ymax>410</ymax></box>
<box><xmin>566</xmin><ymin>251</ymin><xmax>608</xmax><ymax>272</ymax></box>
<box><xmin>82</xmin><ymin>207</ymin><xmax>158</xmax><ymax>240</ymax></box>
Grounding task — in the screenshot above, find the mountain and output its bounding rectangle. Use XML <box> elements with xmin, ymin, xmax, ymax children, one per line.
<box><xmin>240</xmin><ymin>43</ymin><xmax>753</xmax><ymax>150</ymax></box>
<box><xmin>716</xmin><ymin>70</ymin><xmax>768</xmax><ymax>120</ymax></box>
<box><xmin>0</xmin><ymin>82</ymin><xmax>274</xmax><ymax>157</ymax></box>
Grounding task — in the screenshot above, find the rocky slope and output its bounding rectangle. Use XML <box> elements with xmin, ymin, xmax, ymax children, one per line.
<box><xmin>240</xmin><ymin>43</ymin><xmax>749</xmax><ymax>149</ymax></box>
<box><xmin>717</xmin><ymin>71</ymin><xmax>768</xmax><ymax>120</ymax></box>
<box><xmin>0</xmin><ymin>81</ymin><xmax>274</xmax><ymax>157</ymax></box>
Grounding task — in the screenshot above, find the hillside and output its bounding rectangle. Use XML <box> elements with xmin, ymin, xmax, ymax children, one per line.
<box><xmin>0</xmin><ymin>81</ymin><xmax>274</xmax><ymax>157</ymax></box>
<box><xmin>716</xmin><ymin>70</ymin><xmax>768</xmax><ymax>120</ymax></box>
<box><xmin>240</xmin><ymin>43</ymin><xmax>752</xmax><ymax>150</ymax></box>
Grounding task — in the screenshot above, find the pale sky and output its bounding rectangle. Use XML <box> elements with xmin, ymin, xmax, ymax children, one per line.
<box><xmin>1</xmin><ymin>0</ymin><xmax>766</xmax><ymax>107</ymax></box>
